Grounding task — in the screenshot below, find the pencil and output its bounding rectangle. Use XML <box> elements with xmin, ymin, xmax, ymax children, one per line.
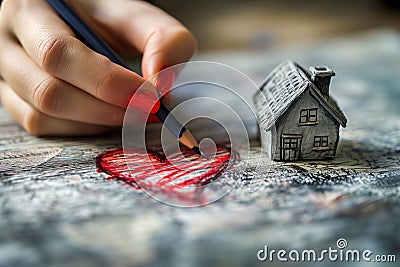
<box><xmin>45</xmin><ymin>0</ymin><xmax>202</xmax><ymax>155</ymax></box>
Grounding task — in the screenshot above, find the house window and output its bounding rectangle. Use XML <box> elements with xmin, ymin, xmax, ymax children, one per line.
<box><xmin>314</xmin><ymin>136</ymin><xmax>328</xmax><ymax>147</ymax></box>
<box><xmin>299</xmin><ymin>108</ymin><xmax>317</xmax><ymax>124</ymax></box>
<box><xmin>283</xmin><ymin>137</ymin><xmax>298</xmax><ymax>150</ymax></box>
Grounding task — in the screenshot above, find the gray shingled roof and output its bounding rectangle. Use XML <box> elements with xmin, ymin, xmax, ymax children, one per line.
<box><xmin>254</xmin><ymin>60</ymin><xmax>347</xmax><ymax>130</ymax></box>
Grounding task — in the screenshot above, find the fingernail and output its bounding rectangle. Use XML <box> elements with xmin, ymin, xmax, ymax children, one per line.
<box><xmin>155</xmin><ymin>68</ymin><xmax>175</xmax><ymax>97</ymax></box>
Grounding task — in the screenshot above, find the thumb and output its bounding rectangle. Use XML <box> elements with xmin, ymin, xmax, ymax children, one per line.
<box><xmin>88</xmin><ymin>1</ymin><xmax>197</xmax><ymax>79</ymax></box>
<box><xmin>141</xmin><ymin>28</ymin><xmax>197</xmax><ymax>79</ymax></box>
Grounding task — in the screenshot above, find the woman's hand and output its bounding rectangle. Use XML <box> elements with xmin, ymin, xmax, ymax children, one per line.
<box><xmin>0</xmin><ymin>0</ymin><xmax>197</xmax><ymax>135</ymax></box>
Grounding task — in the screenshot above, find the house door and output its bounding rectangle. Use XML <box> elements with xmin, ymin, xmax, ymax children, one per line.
<box><xmin>281</xmin><ymin>134</ymin><xmax>302</xmax><ymax>161</ymax></box>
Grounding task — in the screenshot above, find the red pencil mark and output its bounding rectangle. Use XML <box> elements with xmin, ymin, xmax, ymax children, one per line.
<box><xmin>96</xmin><ymin>145</ymin><xmax>238</xmax><ymax>203</ymax></box>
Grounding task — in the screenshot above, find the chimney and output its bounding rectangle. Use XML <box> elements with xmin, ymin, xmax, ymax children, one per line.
<box><xmin>309</xmin><ymin>66</ymin><xmax>335</xmax><ymax>99</ymax></box>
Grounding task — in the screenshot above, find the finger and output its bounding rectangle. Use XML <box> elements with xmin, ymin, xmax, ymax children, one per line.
<box><xmin>0</xmin><ymin>80</ymin><xmax>115</xmax><ymax>136</ymax></box>
<box><xmin>5</xmin><ymin>0</ymin><xmax>144</xmax><ymax>108</ymax></box>
<box><xmin>64</xmin><ymin>0</ymin><xmax>137</xmax><ymax>54</ymax></box>
<box><xmin>152</xmin><ymin>68</ymin><xmax>175</xmax><ymax>97</ymax></box>
<box><xmin>141</xmin><ymin>24</ymin><xmax>197</xmax><ymax>79</ymax></box>
<box><xmin>88</xmin><ymin>0</ymin><xmax>197</xmax><ymax>78</ymax></box>
<box><xmin>0</xmin><ymin>37</ymin><xmax>126</xmax><ymax>126</ymax></box>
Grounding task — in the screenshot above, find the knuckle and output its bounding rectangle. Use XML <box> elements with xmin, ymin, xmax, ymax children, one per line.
<box><xmin>175</xmin><ymin>27</ymin><xmax>197</xmax><ymax>43</ymax></box>
<box><xmin>31</xmin><ymin>77</ymin><xmax>60</xmax><ymax>114</ymax></box>
<box><xmin>171</xmin><ymin>28</ymin><xmax>198</xmax><ymax>54</ymax></box>
<box><xmin>37</xmin><ymin>34</ymin><xmax>69</xmax><ymax>74</ymax></box>
<box><xmin>146</xmin><ymin>27</ymin><xmax>197</xmax><ymax>62</ymax></box>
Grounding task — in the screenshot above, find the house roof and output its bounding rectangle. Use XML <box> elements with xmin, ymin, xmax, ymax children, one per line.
<box><xmin>254</xmin><ymin>60</ymin><xmax>347</xmax><ymax>130</ymax></box>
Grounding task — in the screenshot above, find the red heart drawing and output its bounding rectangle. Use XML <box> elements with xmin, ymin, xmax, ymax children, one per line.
<box><xmin>96</xmin><ymin>145</ymin><xmax>238</xmax><ymax>204</ymax></box>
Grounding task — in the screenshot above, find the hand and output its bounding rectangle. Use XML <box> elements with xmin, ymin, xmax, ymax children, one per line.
<box><xmin>0</xmin><ymin>0</ymin><xmax>197</xmax><ymax>135</ymax></box>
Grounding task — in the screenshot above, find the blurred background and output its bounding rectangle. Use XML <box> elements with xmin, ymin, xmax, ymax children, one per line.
<box><xmin>152</xmin><ymin>0</ymin><xmax>400</xmax><ymax>52</ymax></box>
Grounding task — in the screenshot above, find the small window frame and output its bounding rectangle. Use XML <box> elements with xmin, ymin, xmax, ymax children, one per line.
<box><xmin>298</xmin><ymin>108</ymin><xmax>318</xmax><ymax>125</ymax></box>
<box><xmin>314</xmin><ymin>136</ymin><xmax>329</xmax><ymax>147</ymax></box>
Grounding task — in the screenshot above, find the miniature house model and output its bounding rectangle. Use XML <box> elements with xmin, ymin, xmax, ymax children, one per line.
<box><xmin>254</xmin><ymin>60</ymin><xmax>347</xmax><ymax>161</ymax></box>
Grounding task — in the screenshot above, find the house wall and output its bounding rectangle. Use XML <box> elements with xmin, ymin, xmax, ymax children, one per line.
<box><xmin>272</xmin><ymin>87</ymin><xmax>340</xmax><ymax>160</ymax></box>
